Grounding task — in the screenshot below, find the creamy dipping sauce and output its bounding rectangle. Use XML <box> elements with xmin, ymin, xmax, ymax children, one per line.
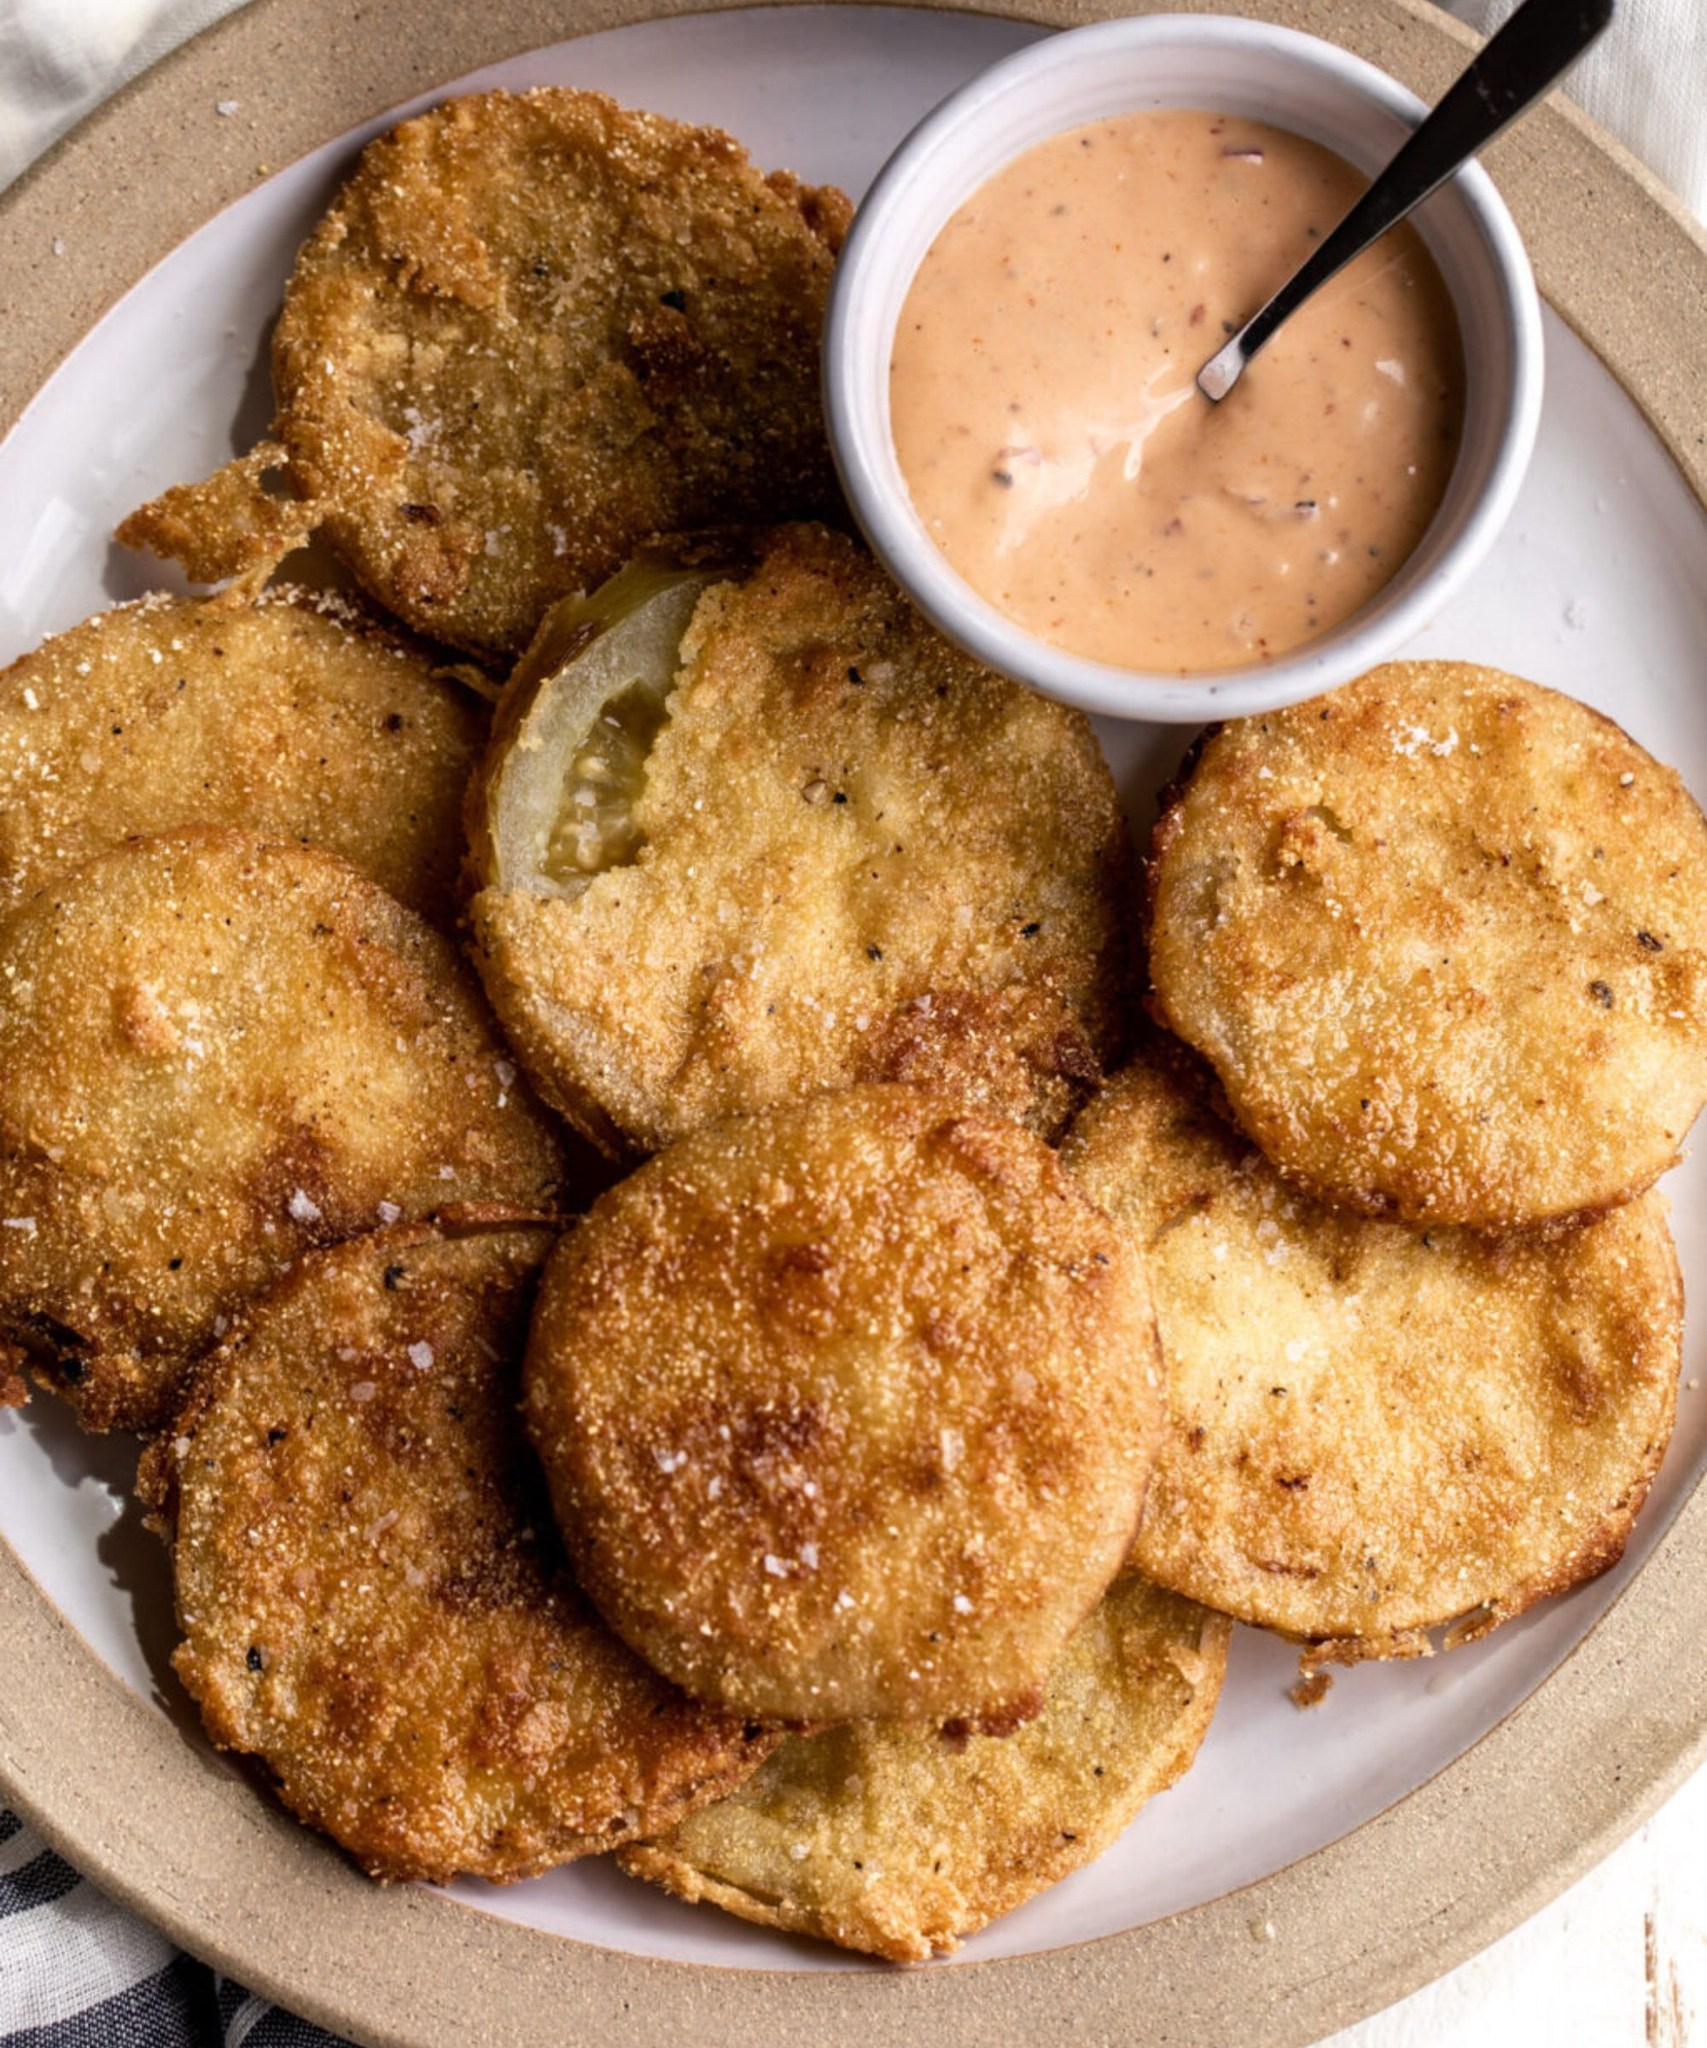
<box><xmin>890</xmin><ymin>110</ymin><xmax>1466</xmax><ymax>673</ymax></box>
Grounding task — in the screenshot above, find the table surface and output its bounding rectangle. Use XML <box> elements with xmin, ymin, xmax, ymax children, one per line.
<box><xmin>1331</xmin><ymin>1756</ymin><xmax>1706</xmax><ymax>2047</ymax></box>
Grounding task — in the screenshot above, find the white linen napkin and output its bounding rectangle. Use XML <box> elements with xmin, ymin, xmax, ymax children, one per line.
<box><xmin>0</xmin><ymin>0</ymin><xmax>248</xmax><ymax>188</ymax></box>
<box><xmin>1441</xmin><ymin>0</ymin><xmax>1707</xmax><ymax>222</ymax></box>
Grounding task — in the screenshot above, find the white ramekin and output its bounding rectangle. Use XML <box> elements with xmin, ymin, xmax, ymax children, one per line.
<box><xmin>824</xmin><ymin>14</ymin><xmax>1545</xmax><ymax>724</ymax></box>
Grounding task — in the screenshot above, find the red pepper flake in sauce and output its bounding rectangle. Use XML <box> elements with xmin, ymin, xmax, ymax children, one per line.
<box><xmin>890</xmin><ymin>109</ymin><xmax>1465</xmax><ymax>674</ymax></box>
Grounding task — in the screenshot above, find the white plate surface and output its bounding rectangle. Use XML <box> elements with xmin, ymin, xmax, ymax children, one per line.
<box><xmin>2</xmin><ymin>0</ymin><xmax>1705</xmax><ymax>1976</ymax></box>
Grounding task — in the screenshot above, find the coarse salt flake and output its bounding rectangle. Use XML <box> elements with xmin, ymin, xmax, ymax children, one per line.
<box><xmin>1393</xmin><ymin>723</ymin><xmax>1458</xmax><ymax>759</ymax></box>
<box><xmin>799</xmin><ymin>1542</ymin><xmax>819</xmax><ymax>1570</ymax></box>
<box><xmin>407</xmin><ymin>1341</ymin><xmax>434</xmax><ymax>1370</ymax></box>
<box><xmin>288</xmin><ymin>1189</ymin><xmax>323</xmax><ymax>1224</ymax></box>
<box><xmin>952</xmin><ymin>1593</ymin><xmax>973</xmax><ymax>1615</ymax></box>
<box><xmin>400</xmin><ymin>406</ymin><xmax>439</xmax><ymax>453</ymax></box>
<box><xmin>763</xmin><ymin>1554</ymin><xmax>788</xmax><ymax>1578</ymax></box>
<box><xmin>216</xmin><ymin>98</ymin><xmax>240</xmax><ymax>115</ymax></box>
<box><xmin>376</xmin><ymin>1201</ymin><xmax>402</xmax><ymax>1224</ymax></box>
<box><xmin>1</xmin><ymin>1217</ymin><xmax>36</xmax><ymax>1235</ymax></box>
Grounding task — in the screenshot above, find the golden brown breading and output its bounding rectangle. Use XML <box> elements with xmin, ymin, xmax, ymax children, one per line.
<box><xmin>470</xmin><ymin>525</ymin><xmax>1140</xmax><ymax>1157</ymax></box>
<box><xmin>619</xmin><ymin>1573</ymin><xmax>1228</xmax><ymax>1962</ymax></box>
<box><xmin>122</xmin><ymin>89</ymin><xmax>848</xmax><ymax>657</ymax></box>
<box><xmin>1145</xmin><ymin>663</ymin><xmax>1707</xmax><ymax>1229</ymax></box>
<box><xmin>0</xmin><ymin>588</ymin><xmax>484</xmax><ymax>925</ymax></box>
<box><xmin>0</xmin><ymin>829</ymin><xmax>565</xmax><ymax>1433</ymax></box>
<box><xmin>115</xmin><ymin>444</ymin><xmax>319</xmax><ymax>600</ymax></box>
<box><xmin>139</xmin><ymin>1219</ymin><xmax>778</xmax><ymax>1883</ymax></box>
<box><xmin>524</xmin><ymin>1086</ymin><xmax>1164</xmax><ymax>1727</ymax></box>
<box><xmin>1061</xmin><ymin>1044</ymin><xmax>1683</xmax><ymax>1660</ymax></box>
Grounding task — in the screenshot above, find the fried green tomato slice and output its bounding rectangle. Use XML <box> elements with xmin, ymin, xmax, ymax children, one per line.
<box><xmin>1145</xmin><ymin>662</ymin><xmax>1707</xmax><ymax>1229</ymax></box>
<box><xmin>1061</xmin><ymin>1043</ymin><xmax>1683</xmax><ymax>1662</ymax></box>
<box><xmin>0</xmin><ymin>587</ymin><xmax>484</xmax><ymax>925</ymax></box>
<box><xmin>0</xmin><ymin>829</ymin><xmax>565</xmax><ymax>1433</ymax></box>
<box><xmin>138</xmin><ymin>1219</ymin><xmax>777</xmax><ymax>1883</ymax></box>
<box><xmin>256</xmin><ymin>87</ymin><xmax>848</xmax><ymax>657</ymax></box>
<box><xmin>469</xmin><ymin>525</ymin><xmax>1140</xmax><ymax>1157</ymax></box>
<box><xmin>524</xmin><ymin>1086</ymin><xmax>1164</xmax><ymax>1727</ymax></box>
<box><xmin>618</xmin><ymin>1574</ymin><xmax>1228</xmax><ymax>1962</ymax></box>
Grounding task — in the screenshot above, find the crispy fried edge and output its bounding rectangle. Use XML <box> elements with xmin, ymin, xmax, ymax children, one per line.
<box><xmin>138</xmin><ymin>1209</ymin><xmax>783</xmax><ymax>1883</ymax></box>
<box><xmin>615</xmin><ymin>1583</ymin><xmax>1231</xmax><ymax>1962</ymax></box>
<box><xmin>1142</xmin><ymin>681</ymin><xmax>1707</xmax><ymax>1231</ymax></box>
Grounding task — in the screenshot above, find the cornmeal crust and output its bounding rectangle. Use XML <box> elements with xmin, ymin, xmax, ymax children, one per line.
<box><xmin>248</xmin><ymin>89</ymin><xmax>848</xmax><ymax>656</ymax></box>
<box><xmin>470</xmin><ymin>525</ymin><xmax>1139</xmax><ymax>1157</ymax></box>
<box><xmin>1146</xmin><ymin>663</ymin><xmax>1707</xmax><ymax>1228</ymax></box>
<box><xmin>0</xmin><ymin>587</ymin><xmax>483</xmax><ymax>924</ymax></box>
<box><xmin>525</xmin><ymin>1086</ymin><xmax>1164</xmax><ymax>1725</ymax></box>
<box><xmin>1063</xmin><ymin>1044</ymin><xmax>1684</xmax><ymax>1660</ymax></box>
<box><xmin>621</xmin><ymin>1574</ymin><xmax>1228</xmax><ymax>1961</ymax></box>
<box><xmin>142</xmin><ymin>1219</ymin><xmax>777</xmax><ymax>1882</ymax></box>
<box><xmin>0</xmin><ymin>829</ymin><xmax>565</xmax><ymax>1432</ymax></box>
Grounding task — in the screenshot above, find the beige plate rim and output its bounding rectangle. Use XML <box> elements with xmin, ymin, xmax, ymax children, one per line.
<box><xmin>3</xmin><ymin>2</ymin><xmax>1707</xmax><ymax>2044</ymax></box>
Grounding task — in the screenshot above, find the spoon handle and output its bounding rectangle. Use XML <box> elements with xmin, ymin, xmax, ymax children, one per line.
<box><xmin>1197</xmin><ymin>0</ymin><xmax>1614</xmax><ymax>401</ymax></box>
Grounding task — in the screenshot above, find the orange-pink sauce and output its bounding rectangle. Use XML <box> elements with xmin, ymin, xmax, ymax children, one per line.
<box><xmin>890</xmin><ymin>110</ymin><xmax>1466</xmax><ymax>673</ymax></box>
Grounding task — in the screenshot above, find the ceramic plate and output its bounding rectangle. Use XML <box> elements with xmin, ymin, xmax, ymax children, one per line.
<box><xmin>3</xmin><ymin>4</ymin><xmax>1707</xmax><ymax>2044</ymax></box>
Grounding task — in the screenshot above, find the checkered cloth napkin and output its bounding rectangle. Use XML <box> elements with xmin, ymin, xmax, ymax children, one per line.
<box><xmin>0</xmin><ymin>1811</ymin><xmax>344</xmax><ymax>2045</ymax></box>
<box><xmin>2</xmin><ymin>1</ymin><xmax>1703</xmax><ymax>2044</ymax></box>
